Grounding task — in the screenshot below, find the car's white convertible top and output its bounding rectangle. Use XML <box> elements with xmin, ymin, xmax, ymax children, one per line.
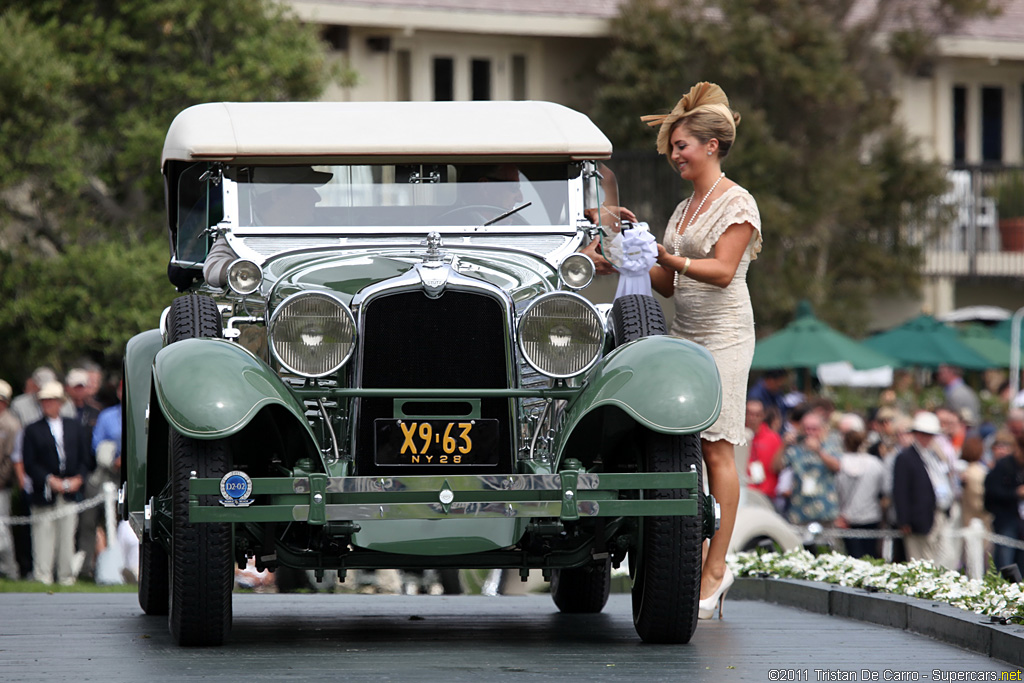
<box><xmin>162</xmin><ymin>101</ymin><xmax>613</xmax><ymax>165</ymax></box>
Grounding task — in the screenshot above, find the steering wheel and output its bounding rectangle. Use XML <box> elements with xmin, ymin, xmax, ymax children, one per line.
<box><xmin>438</xmin><ymin>204</ymin><xmax>527</xmax><ymax>226</ymax></box>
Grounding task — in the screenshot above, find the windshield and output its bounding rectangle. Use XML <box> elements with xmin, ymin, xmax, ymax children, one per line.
<box><xmin>226</xmin><ymin>163</ymin><xmax>578</xmax><ymax>229</ymax></box>
<box><xmin>589</xmin><ymin>162</ymin><xmax>628</xmax><ymax>270</ymax></box>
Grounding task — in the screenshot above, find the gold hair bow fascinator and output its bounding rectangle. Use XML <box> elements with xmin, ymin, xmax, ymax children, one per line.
<box><xmin>641</xmin><ymin>82</ymin><xmax>737</xmax><ymax>156</ymax></box>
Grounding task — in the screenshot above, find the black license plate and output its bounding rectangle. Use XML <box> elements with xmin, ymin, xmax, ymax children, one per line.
<box><xmin>374</xmin><ymin>418</ymin><xmax>499</xmax><ymax>466</ymax></box>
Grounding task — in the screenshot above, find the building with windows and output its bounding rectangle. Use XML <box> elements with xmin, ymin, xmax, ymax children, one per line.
<box><xmin>290</xmin><ymin>0</ymin><xmax>614</xmax><ymax>106</ymax></box>
<box><xmin>883</xmin><ymin>0</ymin><xmax>1024</xmax><ymax>326</ymax></box>
<box><xmin>289</xmin><ymin>0</ymin><xmax>1024</xmax><ymax>324</ymax></box>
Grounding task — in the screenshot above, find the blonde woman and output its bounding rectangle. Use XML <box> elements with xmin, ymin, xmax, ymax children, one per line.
<box><xmin>643</xmin><ymin>82</ymin><xmax>762</xmax><ymax>619</ymax></box>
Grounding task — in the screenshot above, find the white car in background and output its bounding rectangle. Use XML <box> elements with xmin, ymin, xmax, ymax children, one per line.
<box><xmin>729</xmin><ymin>442</ymin><xmax>802</xmax><ymax>553</ymax></box>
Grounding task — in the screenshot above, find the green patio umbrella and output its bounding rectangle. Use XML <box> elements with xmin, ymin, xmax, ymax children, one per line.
<box><xmin>751</xmin><ymin>301</ymin><xmax>898</xmax><ymax>370</ymax></box>
<box><xmin>991</xmin><ymin>317</ymin><xmax>1024</xmax><ymax>354</ymax></box>
<box><xmin>957</xmin><ymin>323</ymin><xmax>1013</xmax><ymax>367</ymax></box>
<box><xmin>863</xmin><ymin>314</ymin><xmax>993</xmax><ymax>370</ymax></box>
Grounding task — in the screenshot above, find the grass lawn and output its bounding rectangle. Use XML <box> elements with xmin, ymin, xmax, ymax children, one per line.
<box><xmin>0</xmin><ymin>577</ymin><xmax>136</xmax><ymax>593</ymax></box>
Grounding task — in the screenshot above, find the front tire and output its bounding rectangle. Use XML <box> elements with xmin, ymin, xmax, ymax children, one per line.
<box><xmin>163</xmin><ymin>294</ymin><xmax>232</xmax><ymax>645</ymax></box>
<box><xmin>611</xmin><ymin>294</ymin><xmax>666</xmax><ymax>346</ymax></box>
<box><xmin>168</xmin><ymin>431</ymin><xmax>233</xmax><ymax>646</ymax></box>
<box><xmin>138</xmin><ymin>536</ymin><xmax>169</xmax><ymax>615</ymax></box>
<box><xmin>631</xmin><ymin>431</ymin><xmax>704</xmax><ymax>644</ymax></box>
<box><xmin>167</xmin><ymin>293</ymin><xmax>222</xmax><ymax>343</ymax></box>
<box><xmin>611</xmin><ymin>293</ymin><xmax>702</xmax><ymax>639</ymax></box>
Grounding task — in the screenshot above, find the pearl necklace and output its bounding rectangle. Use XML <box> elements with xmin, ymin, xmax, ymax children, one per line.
<box><xmin>672</xmin><ymin>172</ymin><xmax>725</xmax><ymax>289</ymax></box>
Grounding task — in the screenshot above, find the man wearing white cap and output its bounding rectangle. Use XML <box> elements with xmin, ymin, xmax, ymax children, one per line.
<box><xmin>9</xmin><ymin>368</ymin><xmax>76</xmax><ymax>504</ymax></box>
<box><xmin>0</xmin><ymin>380</ymin><xmax>20</xmax><ymax>578</ymax></box>
<box><xmin>21</xmin><ymin>381</ymin><xmax>90</xmax><ymax>585</ymax></box>
<box><xmin>9</xmin><ymin>367</ymin><xmax>74</xmax><ymax>428</ymax></box>
<box><xmin>892</xmin><ymin>411</ymin><xmax>953</xmax><ymax>565</ymax></box>
<box><xmin>65</xmin><ymin>368</ymin><xmax>101</xmax><ymax>432</ymax></box>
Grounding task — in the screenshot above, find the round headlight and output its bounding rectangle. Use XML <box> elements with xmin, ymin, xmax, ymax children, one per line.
<box><xmin>558</xmin><ymin>253</ymin><xmax>595</xmax><ymax>290</ymax></box>
<box><xmin>227</xmin><ymin>259</ymin><xmax>263</xmax><ymax>295</ymax></box>
<box><xmin>270</xmin><ymin>292</ymin><xmax>356</xmax><ymax>377</ymax></box>
<box><xmin>518</xmin><ymin>294</ymin><xmax>603</xmax><ymax>378</ymax></box>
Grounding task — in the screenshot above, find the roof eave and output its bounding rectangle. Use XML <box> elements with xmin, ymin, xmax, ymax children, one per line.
<box><xmin>288</xmin><ymin>1</ymin><xmax>613</xmax><ymax>38</ymax></box>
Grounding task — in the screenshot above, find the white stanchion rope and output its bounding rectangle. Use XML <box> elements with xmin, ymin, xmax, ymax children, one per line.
<box><xmin>0</xmin><ymin>490</ymin><xmax>109</xmax><ymax>525</ymax></box>
<box><xmin>799</xmin><ymin>521</ymin><xmax>1024</xmax><ymax>551</ymax></box>
<box><xmin>6</xmin><ymin>491</ymin><xmax>1021</xmax><ymax>551</ymax></box>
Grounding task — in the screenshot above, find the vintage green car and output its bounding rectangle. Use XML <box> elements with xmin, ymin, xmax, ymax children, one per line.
<box><xmin>121</xmin><ymin>100</ymin><xmax>722</xmax><ymax>646</ymax></box>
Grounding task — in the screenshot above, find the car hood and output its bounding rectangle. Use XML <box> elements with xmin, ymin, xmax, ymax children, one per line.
<box><xmin>262</xmin><ymin>246</ymin><xmax>557</xmax><ymax>307</ymax></box>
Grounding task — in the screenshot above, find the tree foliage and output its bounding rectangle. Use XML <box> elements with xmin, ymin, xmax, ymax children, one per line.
<box><xmin>1</xmin><ymin>0</ymin><xmax>330</xmax><ymax>242</ymax></box>
<box><xmin>0</xmin><ymin>241</ymin><xmax>175</xmax><ymax>380</ymax></box>
<box><xmin>591</xmin><ymin>0</ymin><xmax>994</xmax><ymax>335</ymax></box>
<box><xmin>0</xmin><ymin>0</ymin><xmax>334</xmax><ymax>381</ymax></box>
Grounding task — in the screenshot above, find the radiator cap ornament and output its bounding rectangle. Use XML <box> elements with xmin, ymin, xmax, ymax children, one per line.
<box><xmin>417</xmin><ymin>232</ymin><xmax>450</xmax><ymax>298</ymax></box>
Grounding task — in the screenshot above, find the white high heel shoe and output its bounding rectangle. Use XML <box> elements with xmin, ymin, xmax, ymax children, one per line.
<box><xmin>698</xmin><ymin>566</ymin><xmax>734</xmax><ymax>620</ymax></box>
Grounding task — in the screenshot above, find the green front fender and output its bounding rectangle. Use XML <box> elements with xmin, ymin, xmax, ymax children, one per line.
<box><xmin>152</xmin><ymin>338</ymin><xmax>314</xmax><ymax>441</ymax></box>
<box><xmin>123</xmin><ymin>328</ymin><xmax>164</xmax><ymax>519</ymax></box>
<box><xmin>554</xmin><ymin>335</ymin><xmax>722</xmax><ymax>461</ymax></box>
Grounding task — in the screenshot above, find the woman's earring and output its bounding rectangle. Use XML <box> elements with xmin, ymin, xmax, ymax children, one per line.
<box><xmin>707</xmin><ymin>151</ymin><xmax>713</xmax><ymax>156</ymax></box>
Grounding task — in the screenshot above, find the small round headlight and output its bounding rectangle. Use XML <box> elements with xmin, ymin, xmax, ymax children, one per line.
<box><xmin>518</xmin><ymin>293</ymin><xmax>603</xmax><ymax>378</ymax></box>
<box><xmin>270</xmin><ymin>292</ymin><xmax>356</xmax><ymax>377</ymax></box>
<box><xmin>558</xmin><ymin>253</ymin><xmax>595</xmax><ymax>290</ymax></box>
<box><xmin>227</xmin><ymin>259</ymin><xmax>263</xmax><ymax>295</ymax></box>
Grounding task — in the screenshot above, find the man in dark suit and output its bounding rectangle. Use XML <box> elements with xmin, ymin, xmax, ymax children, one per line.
<box><xmin>984</xmin><ymin>435</ymin><xmax>1024</xmax><ymax>575</ymax></box>
<box><xmin>22</xmin><ymin>381</ymin><xmax>90</xmax><ymax>585</ymax></box>
<box><xmin>66</xmin><ymin>368</ymin><xmax>102</xmax><ymax>580</ymax></box>
<box><xmin>892</xmin><ymin>411</ymin><xmax>952</xmax><ymax>564</ymax></box>
<box><xmin>747</xmin><ymin>369</ymin><xmax>790</xmax><ymax>430</ymax></box>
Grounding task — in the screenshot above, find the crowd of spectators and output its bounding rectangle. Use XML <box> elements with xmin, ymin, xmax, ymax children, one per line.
<box><xmin>0</xmin><ymin>364</ymin><xmax>454</xmax><ymax>595</ymax></box>
<box><xmin>744</xmin><ymin>364</ymin><xmax>1024</xmax><ymax>578</ymax></box>
<box><xmin>0</xmin><ymin>364</ymin><xmax>135</xmax><ymax>585</ymax></box>
<box><xmin>3</xmin><ymin>359</ymin><xmax>1022</xmax><ymax>586</ymax></box>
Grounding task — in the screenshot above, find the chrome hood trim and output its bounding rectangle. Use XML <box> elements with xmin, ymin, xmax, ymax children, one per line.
<box><xmin>235</xmin><ymin>233</ymin><xmax>579</xmax><ymax>267</ymax></box>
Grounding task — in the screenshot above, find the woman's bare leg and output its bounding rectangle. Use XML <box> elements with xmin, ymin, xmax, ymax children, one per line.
<box><xmin>700</xmin><ymin>437</ymin><xmax>738</xmax><ymax>599</ymax></box>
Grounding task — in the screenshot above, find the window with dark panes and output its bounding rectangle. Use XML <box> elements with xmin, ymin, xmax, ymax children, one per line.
<box><xmin>322</xmin><ymin>24</ymin><xmax>349</xmax><ymax>51</ymax></box>
<box><xmin>953</xmin><ymin>86</ymin><xmax>966</xmax><ymax>163</ymax></box>
<box><xmin>512</xmin><ymin>55</ymin><xmax>526</xmax><ymax>101</ymax></box>
<box><xmin>472</xmin><ymin>58</ymin><xmax>491</xmax><ymax>101</ymax></box>
<box><xmin>396</xmin><ymin>50</ymin><xmax>411</xmax><ymax>101</ymax></box>
<box><xmin>433</xmin><ymin>57</ymin><xmax>454</xmax><ymax>101</ymax></box>
<box><xmin>982</xmin><ymin>86</ymin><xmax>1004</xmax><ymax>163</ymax></box>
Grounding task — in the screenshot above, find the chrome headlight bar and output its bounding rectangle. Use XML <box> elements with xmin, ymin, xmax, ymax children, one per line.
<box><xmin>517</xmin><ymin>292</ymin><xmax>603</xmax><ymax>378</ymax></box>
<box><xmin>269</xmin><ymin>292</ymin><xmax>356</xmax><ymax>377</ymax></box>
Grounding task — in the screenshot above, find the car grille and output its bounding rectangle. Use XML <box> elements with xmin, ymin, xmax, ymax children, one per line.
<box><xmin>356</xmin><ymin>290</ymin><xmax>514</xmax><ymax>474</ymax></box>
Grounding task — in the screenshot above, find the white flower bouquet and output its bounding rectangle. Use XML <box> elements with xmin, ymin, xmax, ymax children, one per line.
<box><xmin>730</xmin><ymin>549</ymin><xmax>1024</xmax><ymax>623</ymax></box>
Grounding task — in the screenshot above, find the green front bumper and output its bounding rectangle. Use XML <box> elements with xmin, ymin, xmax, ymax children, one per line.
<box><xmin>188</xmin><ymin>471</ymin><xmax>699</xmax><ymax>524</ymax></box>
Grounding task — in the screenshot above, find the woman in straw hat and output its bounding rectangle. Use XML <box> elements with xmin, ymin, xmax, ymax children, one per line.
<box><xmin>643</xmin><ymin>82</ymin><xmax>762</xmax><ymax>619</ymax></box>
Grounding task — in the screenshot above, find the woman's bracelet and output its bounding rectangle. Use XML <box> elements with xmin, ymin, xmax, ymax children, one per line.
<box><xmin>672</xmin><ymin>256</ymin><xmax>692</xmax><ymax>289</ymax></box>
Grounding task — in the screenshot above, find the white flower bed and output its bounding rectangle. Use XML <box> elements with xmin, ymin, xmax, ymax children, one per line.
<box><xmin>730</xmin><ymin>549</ymin><xmax>1024</xmax><ymax>622</ymax></box>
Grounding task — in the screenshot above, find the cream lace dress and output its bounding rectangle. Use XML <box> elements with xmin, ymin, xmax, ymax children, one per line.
<box><xmin>663</xmin><ymin>185</ymin><xmax>762</xmax><ymax>445</ymax></box>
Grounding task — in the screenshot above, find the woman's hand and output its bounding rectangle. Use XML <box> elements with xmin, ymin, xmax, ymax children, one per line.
<box><xmin>656</xmin><ymin>243</ymin><xmax>670</xmax><ymax>266</ymax></box>
<box><xmin>586</xmin><ymin>204</ymin><xmax>638</xmax><ymax>228</ymax></box>
<box><xmin>580</xmin><ymin>237</ymin><xmax>617</xmax><ymax>275</ymax></box>
<box><xmin>617</xmin><ymin>206</ymin><xmax>638</xmax><ymax>223</ymax></box>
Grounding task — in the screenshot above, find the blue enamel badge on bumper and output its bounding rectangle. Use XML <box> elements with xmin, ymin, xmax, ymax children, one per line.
<box><xmin>219</xmin><ymin>471</ymin><xmax>253</xmax><ymax>507</ymax></box>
